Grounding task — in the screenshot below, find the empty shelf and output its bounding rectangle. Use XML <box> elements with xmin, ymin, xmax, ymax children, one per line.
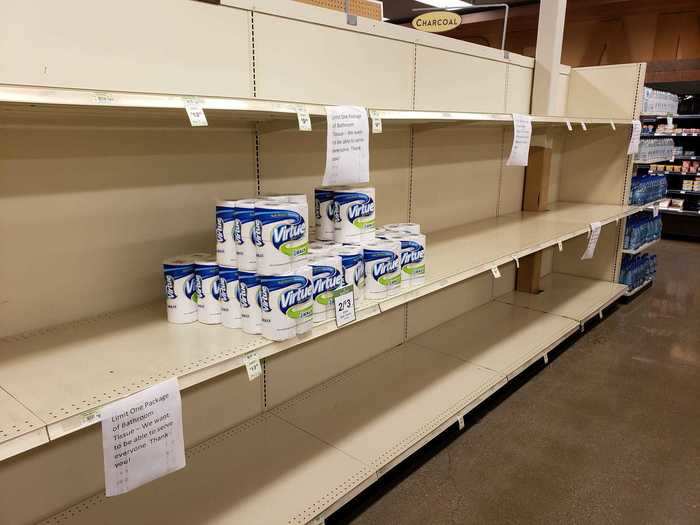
<box><xmin>411</xmin><ymin>301</ymin><xmax>579</xmax><ymax>380</ymax></box>
<box><xmin>41</xmin><ymin>413</ymin><xmax>373</xmax><ymax>525</ymax></box>
<box><xmin>272</xmin><ymin>343</ymin><xmax>506</xmax><ymax>474</ymax></box>
<box><xmin>496</xmin><ymin>273</ymin><xmax>627</xmax><ymax>323</ymax></box>
<box><xmin>0</xmin><ymin>387</ymin><xmax>47</xmax><ymax>462</ymax></box>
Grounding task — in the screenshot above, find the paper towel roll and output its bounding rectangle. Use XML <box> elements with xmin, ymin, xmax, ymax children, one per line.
<box><xmin>314</xmin><ymin>188</ymin><xmax>336</xmax><ymax>241</ymax></box>
<box><xmin>238</xmin><ymin>270</ymin><xmax>261</xmax><ymax>334</ymax></box>
<box><xmin>163</xmin><ymin>255</ymin><xmax>197</xmax><ymax>324</ymax></box>
<box><xmin>336</xmin><ymin>245</ymin><xmax>365</xmax><ymax>301</ymax></box>
<box><xmin>260</xmin><ymin>267</ymin><xmax>313</xmax><ymax>341</ymax></box>
<box><xmin>234</xmin><ymin>199</ymin><xmax>257</xmax><ymax>271</ymax></box>
<box><xmin>383</xmin><ymin>223</ymin><xmax>421</xmax><ymax>234</ymax></box>
<box><xmin>379</xmin><ymin>233</ymin><xmax>427</xmax><ymax>288</ymax></box>
<box><xmin>308</xmin><ymin>255</ymin><xmax>344</xmax><ymax>323</ymax></box>
<box><xmin>254</xmin><ymin>200</ymin><xmax>309</xmax><ymax>274</ymax></box>
<box><xmin>333</xmin><ymin>187</ymin><xmax>375</xmax><ymax>243</ymax></box>
<box><xmin>363</xmin><ymin>240</ymin><xmax>401</xmax><ymax>300</ymax></box>
<box><xmin>215</xmin><ymin>200</ymin><xmax>237</xmax><ymax>267</ymax></box>
<box><xmin>218</xmin><ymin>265</ymin><xmax>241</xmax><ymax>329</ymax></box>
<box><xmin>194</xmin><ymin>256</ymin><xmax>221</xmax><ymax>324</ymax></box>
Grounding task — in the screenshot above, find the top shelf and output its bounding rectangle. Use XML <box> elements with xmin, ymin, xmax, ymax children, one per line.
<box><xmin>0</xmin><ymin>84</ymin><xmax>635</xmax><ymax>128</ymax></box>
<box><xmin>641</xmin><ymin>114</ymin><xmax>700</xmax><ymax>120</ymax></box>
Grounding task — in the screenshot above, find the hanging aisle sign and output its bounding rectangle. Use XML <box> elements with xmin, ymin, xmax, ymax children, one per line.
<box><xmin>323</xmin><ymin>106</ymin><xmax>369</xmax><ymax>186</ymax></box>
<box><xmin>627</xmin><ymin>120</ymin><xmax>642</xmax><ymax>155</ymax></box>
<box><xmin>411</xmin><ymin>11</ymin><xmax>462</xmax><ymax>33</ymax></box>
<box><xmin>101</xmin><ymin>378</ymin><xmax>186</xmax><ymax>497</ymax></box>
<box><xmin>506</xmin><ymin>114</ymin><xmax>532</xmax><ymax>166</ymax></box>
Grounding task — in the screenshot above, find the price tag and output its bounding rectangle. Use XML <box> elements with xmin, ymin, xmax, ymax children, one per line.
<box><xmin>610</xmin><ymin>120</ymin><xmax>616</xmax><ymax>130</ymax></box>
<box><xmin>491</xmin><ymin>266</ymin><xmax>502</xmax><ymax>279</ymax></box>
<box><xmin>101</xmin><ymin>378</ymin><xmax>185</xmax><ymax>497</ymax></box>
<box><xmin>558</xmin><ymin>240</ymin><xmax>563</xmax><ymax>252</ymax></box>
<box><xmin>580</xmin><ymin>121</ymin><xmax>587</xmax><ymax>131</ymax></box>
<box><xmin>333</xmin><ymin>285</ymin><xmax>356</xmax><ymax>328</ymax></box>
<box><xmin>369</xmin><ymin>110</ymin><xmax>383</xmax><ymax>134</ymax></box>
<box><xmin>296</xmin><ymin>107</ymin><xmax>312</xmax><ymax>131</ymax></box>
<box><xmin>667</xmin><ymin>114</ymin><xmax>673</xmax><ymax>126</ymax></box>
<box><xmin>184</xmin><ymin>99</ymin><xmax>208</xmax><ymax>127</ymax></box>
<box><xmin>566</xmin><ymin>120</ymin><xmax>573</xmax><ymax>131</ymax></box>
<box><xmin>627</xmin><ymin>120</ymin><xmax>641</xmax><ymax>155</ymax></box>
<box><xmin>94</xmin><ymin>92</ymin><xmax>114</xmax><ymax>105</ymax></box>
<box><xmin>581</xmin><ymin>221</ymin><xmax>602</xmax><ymax>260</ymax></box>
<box><xmin>244</xmin><ymin>352</ymin><xmax>262</xmax><ymax>381</ymax></box>
<box><xmin>680</xmin><ymin>190</ymin><xmax>686</xmax><ymax>194</ymax></box>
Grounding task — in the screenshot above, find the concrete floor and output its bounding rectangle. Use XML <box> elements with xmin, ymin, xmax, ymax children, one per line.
<box><xmin>331</xmin><ymin>239</ymin><xmax>700</xmax><ymax>525</ymax></box>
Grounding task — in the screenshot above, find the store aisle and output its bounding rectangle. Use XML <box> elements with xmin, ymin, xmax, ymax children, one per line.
<box><xmin>333</xmin><ymin>239</ymin><xmax>700</xmax><ymax>525</ymax></box>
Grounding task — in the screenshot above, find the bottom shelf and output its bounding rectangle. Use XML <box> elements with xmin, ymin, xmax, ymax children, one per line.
<box><xmin>624</xmin><ymin>278</ymin><xmax>654</xmax><ymax>298</ymax></box>
<box><xmin>43</xmin><ymin>277</ymin><xmax>615</xmax><ymax>525</ymax></box>
<box><xmin>495</xmin><ymin>273</ymin><xmax>627</xmax><ymax>324</ymax></box>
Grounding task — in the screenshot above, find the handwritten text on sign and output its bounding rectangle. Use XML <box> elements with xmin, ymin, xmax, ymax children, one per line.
<box><xmin>323</xmin><ymin>106</ymin><xmax>369</xmax><ymax>186</ymax></box>
<box><xmin>101</xmin><ymin>378</ymin><xmax>186</xmax><ymax>496</ymax></box>
<box><xmin>506</xmin><ymin>114</ymin><xmax>532</xmax><ymax>166</ymax></box>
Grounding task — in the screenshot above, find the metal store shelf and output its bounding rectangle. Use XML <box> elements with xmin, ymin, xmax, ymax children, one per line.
<box><xmin>411</xmin><ymin>301</ymin><xmax>579</xmax><ymax>380</ymax></box>
<box><xmin>0</xmin><ymin>201</ymin><xmax>640</xmax><ymax>458</ymax></box>
<box><xmin>0</xmin><ymin>84</ymin><xmax>634</xmax><ymax>128</ymax></box>
<box><xmin>0</xmin><ymin>388</ymin><xmax>48</xmax><ymax>462</ymax></box>
<box><xmin>41</xmin><ymin>299</ymin><xmax>591</xmax><ymax>524</ymax></box>
<box><xmin>496</xmin><ymin>273</ymin><xmax>627</xmax><ymax>324</ymax></box>
<box><xmin>622</xmin><ymin>238</ymin><xmax>659</xmax><ymax>255</ymax></box>
<box><xmin>660</xmin><ymin>207</ymin><xmax>700</xmax><ymax>216</ymax></box>
<box><xmin>41</xmin><ymin>413</ymin><xmax>374</xmax><ymax>525</ymax></box>
<box><xmin>624</xmin><ymin>278</ymin><xmax>654</xmax><ymax>298</ymax></box>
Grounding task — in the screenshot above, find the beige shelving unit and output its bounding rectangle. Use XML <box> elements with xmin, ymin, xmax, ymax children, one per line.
<box><xmin>0</xmin><ymin>0</ymin><xmax>646</xmax><ymax>523</ymax></box>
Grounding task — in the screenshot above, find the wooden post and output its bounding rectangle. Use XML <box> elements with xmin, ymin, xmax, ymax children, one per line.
<box><xmin>516</xmin><ymin>0</ymin><xmax>566</xmax><ymax>294</ymax></box>
<box><xmin>517</xmin><ymin>145</ymin><xmax>552</xmax><ymax>293</ymax></box>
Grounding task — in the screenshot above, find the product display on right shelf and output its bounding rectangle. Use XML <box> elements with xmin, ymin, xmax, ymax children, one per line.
<box><xmin>640</xmin><ymin>91</ymin><xmax>700</xmax><ymax>238</ymax></box>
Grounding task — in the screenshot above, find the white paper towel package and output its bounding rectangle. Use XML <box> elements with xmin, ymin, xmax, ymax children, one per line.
<box><xmin>238</xmin><ymin>270</ymin><xmax>261</xmax><ymax>334</ymax></box>
<box><xmin>260</xmin><ymin>267</ymin><xmax>313</xmax><ymax>341</ymax></box>
<box><xmin>314</xmin><ymin>188</ymin><xmax>336</xmax><ymax>241</ymax></box>
<box><xmin>379</xmin><ymin>232</ymin><xmax>426</xmax><ymax>288</ymax></box>
<box><xmin>253</xmin><ymin>200</ymin><xmax>309</xmax><ymax>274</ymax></box>
<box><xmin>336</xmin><ymin>245</ymin><xmax>365</xmax><ymax>300</ymax></box>
<box><xmin>194</xmin><ymin>256</ymin><xmax>221</xmax><ymax>325</ymax></box>
<box><xmin>218</xmin><ymin>265</ymin><xmax>241</xmax><ymax>329</ymax></box>
<box><xmin>215</xmin><ymin>200</ymin><xmax>238</xmax><ymax>267</ymax></box>
<box><xmin>233</xmin><ymin>199</ymin><xmax>257</xmax><ymax>271</ymax></box>
<box><xmin>363</xmin><ymin>240</ymin><xmax>401</xmax><ymax>300</ymax></box>
<box><xmin>333</xmin><ymin>187</ymin><xmax>375</xmax><ymax>243</ymax></box>
<box><xmin>163</xmin><ymin>256</ymin><xmax>198</xmax><ymax>324</ymax></box>
<box><xmin>309</xmin><ymin>255</ymin><xmax>344</xmax><ymax>323</ymax></box>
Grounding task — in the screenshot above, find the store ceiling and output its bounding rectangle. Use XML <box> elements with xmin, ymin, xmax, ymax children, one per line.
<box><xmin>382</xmin><ymin>0</ymin><xmax>540</xmax><ymax>23</ymax></box>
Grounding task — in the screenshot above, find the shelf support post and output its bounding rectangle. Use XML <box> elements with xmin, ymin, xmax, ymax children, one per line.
<box><xmin>517</xmin><ymin>0</ymin><xmax>566</xmax><ymax>294</ymax></box>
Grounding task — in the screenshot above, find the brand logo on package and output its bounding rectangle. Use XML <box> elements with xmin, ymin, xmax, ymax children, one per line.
<box><xmin>411</xmin><ymin>11</ymin><xmax>461</xmax><ymax>33</ymax></box>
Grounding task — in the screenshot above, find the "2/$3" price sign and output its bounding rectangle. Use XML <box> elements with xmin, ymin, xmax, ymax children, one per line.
<box><xmin>333</xmin><ymin>285</ymin><xmax>356</xmax><ymax>327</ymax></box>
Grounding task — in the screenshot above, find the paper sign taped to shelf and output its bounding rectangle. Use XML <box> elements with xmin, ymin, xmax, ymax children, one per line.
<box><xmin>333</xmin><ymin>285</ymin><xmax>356</xmax><ymax>327</ymax></box>
<box><xmin>581</xmin><ymin>221</ymin><xmax>602</xmax><ymax>260</ymax></box>
<box><xmin>100</xmin><ymin>378</ymin><xmax>185</xmax><ymax>497</ymax></box>
<box><xmin>323</xmin><ymin>106</ymin><xmax>369</xmax><ymax>186</ymax></box>
<box><xmin>244</xmin><ymin>352</ymin><xmax>262</xmax><ymax>381</ymax></box>
<box><xmin>297</xmin><ymin>107</ymin><xmax>312</xmax><ymax>131</ymax></box>
<box><xmin>369</xmin><ymin>110</ymin><xmax>382</xmax><ymax>134</ymax></box>
<box><xmin>506</xmin><ymin>114</ymin><xmax>532</xmax><ymax>167</ymax></box>
<box><xmin>627</xmin><ymin>120</ymin><xmax>642</xmax><ymax>154</ymax></box>
<box><xmin>184</xmin><ymin>99</ymin><xmax>208</xmax><ymax>127</ymax></box>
